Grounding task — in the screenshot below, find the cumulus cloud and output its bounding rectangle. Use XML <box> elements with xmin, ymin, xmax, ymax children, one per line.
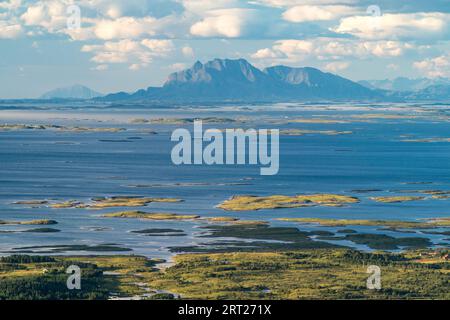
<box><xmin>251</xmin><ymin>38</ymin><xmax>414</xmax><ymax>64</ymax></box>
<box><xmin>323</xmin><ymin>61</ymin><xmax>350</xmax><ymax>72</ymax></box>
<box><xmin>141</xmin><ymin>39</ymin><xmax>174</xmax><ymax>54</ymax></box>
<box><xmin>92</xmin><ymin>64</ymin><xmax>108</xmax><ymax>71</ymax></box>
<box><xmin>413</xmin><ymin>55</ymin><xmax>450</xmax><ymax>78</ymax></box>
<box><xmin>282</xmin><ymin>5</ymin><xmax>356</xmax><ymax>22</ymax></box>
<box><xmin>0</xmin><ymin>0</ymin><xmax>22</xmax><ymax>10</ymax></box>
<box><xmin>251</xmin><ymin>48</ymin><xmax>285</xmax><ymax>59</ymax></box>
<box><xmin>190</xmin><ymin>8</ymin><xmax>255</xmax><ymax>38</ymax></box>
<box><xmin>20</xmin><ymin>1</ymin><xmax>67</xmax><ymax>32</ymax></box>
<box><xmin>2</xmin><ymin>0</ymin><xmax>449</xmax><ymax>80</ymax></box>
<box><xmin>253</xmin><ymin>0</ymin><xmax>358</xmax><ymax>8</ymax></box>
<box><xmin>168</xmin><ymin>62</ymin><xmax>188</xmax><ymax>71</ymax></box>
<box><xmin>0</xmin><ymin>21</ymin><xmax>22</xmax><ymax>38</ymax></box>
<box><xmin>333</xmin><ymin>12</ymin><xmax>449</xmax><ymax>40</ymax></box>
<box><xmin>81</xmin><ymin>38</ymin><xmax>175</xmax><ymax>70</ymax></box>
<box><xmin>181</xmin><ymin>46</ymin><xmax>195</xmax><ymax>57</ymax></box>
<box><xmin>180</xmin><ymin>0</ymin><xmax>240</xmax><ymax>14</ymax></box>
<box><xmin>93</xmin><ymin>17</ymin><xmax>157</xmax><ymax>40</ymax></box>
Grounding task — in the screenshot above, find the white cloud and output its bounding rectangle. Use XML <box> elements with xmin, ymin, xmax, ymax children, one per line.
<box><xmin>129</xmin><ymin>63</ymin><xmax>141</xmax><ymax>71</ymax></box>
<box><xmin>81</xmin><ymin>38</ymin><xmax>175</xmax><ymax>69</ymax></box>
<box><xmin>106</xmin><ymin>5</ymin><xmax>122</xmax><ymax>19</ymax></box>
<box><xmin>282</xmin><ymin>5</ymin><xmax>356</xmax><ymax>23</ymax></box>
<box><xmin>141</xmin><ymin>39</ymin><xmax>174</xmax><ymax>54</ymax></box>
<box><xmin>272</xmin><ymin>39</ymin><xmax>314</xmax><ymax>56</ymax></box>
<box><xmin>168</xmin><ymin>62</ymin><xmax>188</xmax><ymax>71</ymax></box>
<box><xmin>0</xmin><ymin>22</ymin><xmax>22</xmax><ymax>38</ymax></box>
<box><xmin>387</xmin><ymin>63</ymin><xmax>399</xmax><ymax>71</ymax></box>
<box><xmin>94</xmin><ymin>17</ymin><xmax>157</xmax><ymax>40</ymax></box>
<box><xmin>92</xmin><ymin>64</ymin><xmax>109</xmax><ymax>71</ymax></box>
<box><xmin>190</xmin><ymin>8</ymin><xmax>254</xmax><ymax>38</ymax></box>
<box><xmin>0</xmin><ymin>0</ymin><xmax>22</xmax><ymax>10</ymax></box>
<box><xmin>253</xmin><ymin>0</ymin><xmax>357</xmax><ymax>8</ymax></box>
<box><xmin>251</xmin><ymin>38</ymin><xmax>414</xmax><ymax>64</ymax></box>
<box><xmin>20</xmin><ymin>1</ymin><xmax>67</xmax><ymax>32</ymax></box>
<box><xmin>251</xmin><ymin>48</ymin><xmax>284</xmax><ymax>59</ymax></box>
<box><xmin>323</xmin><ymin>61</ymin><xmax>349</xmax><ymax>72</ymax></box>
<box><xmin>180</xmin><ymin>0</ymin><xmax>240</xmax><ymax>14</ymax></box>
<box><xmin>333</xmin><ymin>12</ymin><xmax>449</xmax><ymax>40</ymax></box>
<box><xmin>182</xmin><ymin>46</ymin><xmax>195</xmax><ymax>57</ymax></box>
<box><xmin>413</xmin><ymin>55</ymin><xmax>450</xmax><ymax>78</ymax></box>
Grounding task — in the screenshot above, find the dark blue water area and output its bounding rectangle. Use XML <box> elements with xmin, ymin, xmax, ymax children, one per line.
<box><xmin>0</xmin><ymin>105</ymin><xmax>449</xmax><ymax>258</ymax></box>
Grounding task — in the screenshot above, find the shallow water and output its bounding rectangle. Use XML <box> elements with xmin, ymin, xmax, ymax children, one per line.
<box><xmin>0</xmin><ymin>102</ymin><xmax>449</xmax><ymax>260</ymax></box>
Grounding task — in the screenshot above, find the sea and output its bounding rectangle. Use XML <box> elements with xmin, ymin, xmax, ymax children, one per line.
<box><xmin>0</xmin><ymin>102</ymin><xmax>449</xmax><ymax>261</ymax></box>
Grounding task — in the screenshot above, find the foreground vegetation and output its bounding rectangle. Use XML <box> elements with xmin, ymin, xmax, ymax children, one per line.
<box><xmin>0</xmin><ymin>248</ymin><xmax>448</xmax><ymax>300</ymax></box>
<box><xmin>144</xmin><ymin>249</ymin><xmax>449</xmax><ymax>299</ymax></box>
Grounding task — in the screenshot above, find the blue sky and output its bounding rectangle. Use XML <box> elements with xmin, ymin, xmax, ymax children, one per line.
<box><xmin>0</xmin><ymin>0</ymin><xmax>449</xmax><ymax>98</ymax></box>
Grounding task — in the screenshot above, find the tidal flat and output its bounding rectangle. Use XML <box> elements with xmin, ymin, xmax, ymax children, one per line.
<box><xmin>1</xmin><ymin>102</ymin><xmax>450</xmax><ymax>299</ymax></box>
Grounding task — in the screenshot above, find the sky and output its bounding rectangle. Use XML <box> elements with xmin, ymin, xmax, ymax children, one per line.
<box><xmin>0</xmin><ymin>0</ymin><xmax>449</xmax><ymax>98</ymax></box>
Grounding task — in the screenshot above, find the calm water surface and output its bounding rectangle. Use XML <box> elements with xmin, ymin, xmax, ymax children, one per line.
<box><xmin>0</xmin><ymin>103</ymin><xmax>449</xmax><ymax>259</ymax></box>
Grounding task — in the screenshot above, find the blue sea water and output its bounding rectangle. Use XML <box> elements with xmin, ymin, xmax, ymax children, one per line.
<box><xmin>0</xmin><ymin>103</ymin><xmax>449</xmax><ymax>260</ymax></box>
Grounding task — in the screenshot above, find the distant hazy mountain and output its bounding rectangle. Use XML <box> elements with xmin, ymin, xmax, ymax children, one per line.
<box><xmin>359</xmin><ymin>77</ymin><xmax>450</xmax><ymax>92</ymax></box>
<box><xmin>40</xmin><ymin>85</ymin><xmax>102</xmax><ymax>100</ymax></box>
<box><xmin>403</xmin><ymin>84</ymin><xmax>450</xmax><ymax>100</ymax></box>
<box><xmin>101</xmin><ymin>58</ymin><xmax>381</xmax><ymax>102</ymax></box>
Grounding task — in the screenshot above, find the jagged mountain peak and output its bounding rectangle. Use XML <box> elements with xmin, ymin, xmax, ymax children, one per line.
<box><xmin>102</xmin><ymin>58</ymin><xmax>382</xmax><ymax>102</ymax></box>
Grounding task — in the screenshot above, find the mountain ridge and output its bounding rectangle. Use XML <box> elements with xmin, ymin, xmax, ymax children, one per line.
<box><xmin>100</xmin><ymin>58</ymin><xmax>381</xmax><ymax>102</ymax></box>
<box><xmin>40</xmin><ymin>84</ymin><xmax>103</xmax><ymax>100</ymax></box>
<box><xmin>358</xmin><ymin>77</ymin><xmax>450</xmax><ymax>92</ymax></box>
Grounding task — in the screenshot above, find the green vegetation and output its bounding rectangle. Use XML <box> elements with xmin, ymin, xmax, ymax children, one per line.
<box><xmin>370</xmin><ymin>196</ymin><xmax>425</xmax><ymax>203</ymax></box>
<box><xmin>218</xmin><ymin>194</ymin><xmax>359</xmax><ymax>211</ymax></box>
<box><xmin>279</xmin><ymin>129</ymin><xmax>353</xmax><ymax>136</ymax></box>
<box><xmin>0</xmin><ymin>219</ymin><xmax>57</xmax><ymax>226</ymax></box>
<box><xmin>316</xmin><ymin>233</ymin><xmax>431</xmax><ymax>250</ymax></box>
<box><xmin>169</xmin><ymin>224</ymin><xmax>339</xmax><ymax>253</ymax></box>
<box><xmin>0</xmin><ymin>124</ymin><xmax>125</xmax><ymax>133</ymax></box>
<box><xmin>103</xmin><ymin>211</ymin><xmax>200</xmax><ymax>220</ymax></box>
<box><xmin>13</xmin><ymin>200</ymin><xmax>49</xmax><ymax>205</ymax></box>
<box><xmin>144</xmin><ymin>249</ymin><xmax>450</xmax><ymax>299</ymax></box>
<box><xmin>0</xmin><ymin>248</ymin><xmax>448</xmax><ymax>300</ymax></box>
<box><xmin>277</xmin><ymin>118</ymin><xmax>349</xmax><ymax>124</ymax></box>
<box><xmin>131</xmin><ymin>229</ymin><xmax>187</xmax><ymax>236</ymax></box>
<box><xmin>49</xmin><ymin>196</ymin><xmax>183</xmax><ymax>209</ymax></box>
<box><xmin>275</xmin><ymin>217</ymin><xmax>450</xmax><ymax>228</ymax></box>
<box><xmin>0</xmin><ymin>255</ymin><xmax>111</xmax><ymax>300</ymax></box>
<box><xmin>9</xmin><ymin>244</ymin><xmax>132</xmax><ymax>254</ymax></box>
<box><xmin>147</xmin><ymin>117</ymin><xmax>239</xmax><ymax>124</ymax></box>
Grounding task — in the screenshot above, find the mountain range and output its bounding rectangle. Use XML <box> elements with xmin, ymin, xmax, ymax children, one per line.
<box><xmin>40</xmin><ymin>84</ymin><xmax>103</xmax><ymax>100</ymax></box>
<box><xmin>358</xmin><ymin>77</ymin><xmax>450</xmax><ymax>92</ymax></box>
<box><xmin>39</xmin><ymin>59</ymin><xmax>449</xmax><ymax>103</ymax></box>
<box><xmin>101</xmin><ymin>59</ymin><xmax>382</xmax><ymax>102</ymax></box>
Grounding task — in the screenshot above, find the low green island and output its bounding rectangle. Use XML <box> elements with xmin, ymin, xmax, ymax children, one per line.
<box><xmin>218</xmin><ymin>194</ymin><xmax>360</xmax><ymax>211</ymax></box>
<box><xmin>279</xmin><ymin>129</ymin><xmax>353</xmax><ymax>136</ymax></box>
<box><xmin>0</xmin><ymin>219</ymin><xmax>57</xmax><ymax>226</ymax></box>
<box><xmin>48</xmin><ymin>196</ymin><xmax>183</xmax><ymax>209</ymax></box>
<box><xmin>370</xmin><ymin>196</ymin><xmax>425</xmax><ymax>203</ymax></box>
<box><xmin>103</xmin><ymin>211</ymin><xmax>200</xmax><ymax>220</ymax></box>
<box><xmin>275</xmin><ymin>217</ymin><xmax>450</xmax><ymax>228</ymax></box>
